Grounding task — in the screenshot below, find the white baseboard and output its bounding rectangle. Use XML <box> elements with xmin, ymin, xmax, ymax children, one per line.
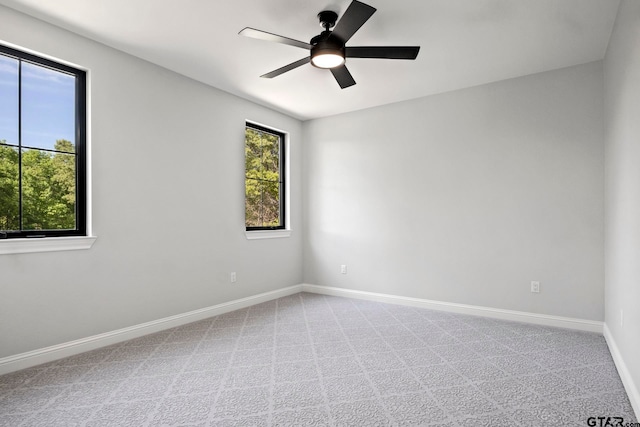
<box><xmin>0</xmin><ymin>283</ymin><xmax>606</xmax><ymax>377</ymax></box>
<box><xmin>603</xmin><ymin>324</ymin><xmax>640</xmax><ymax>420</ymax></box>
<box><xmin>0</xmin><ymin>284</ymin><xmax>302</xmax><ymax>376</ymax></box>
<box><xmin>301</xmin><ymin>284</ymin><xmax>604</xmax><ymax>333</ymax></box>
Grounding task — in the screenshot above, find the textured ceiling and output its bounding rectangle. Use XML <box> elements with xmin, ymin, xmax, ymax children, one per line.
<box><xmin>0</xmin><ymin>0</ymin><xmax>620</xmax><ymax>120</ymax></box>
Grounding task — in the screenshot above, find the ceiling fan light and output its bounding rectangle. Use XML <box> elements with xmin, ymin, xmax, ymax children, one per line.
<box><xmin>311</xmin><ymin>52</ymin><xmax>345</xmax><ymax>69</ymax></box>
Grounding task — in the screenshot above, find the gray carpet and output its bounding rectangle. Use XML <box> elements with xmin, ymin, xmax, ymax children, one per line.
<box><xmin>0</xmin><ymin>292</ymin><xmax>636</xmax><ymax>426</ymax></box>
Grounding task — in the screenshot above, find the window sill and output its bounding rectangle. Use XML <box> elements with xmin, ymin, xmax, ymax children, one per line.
<box><xmin>245</xmin><ymin>229</ymin><xmax>291</xmax><ymax>240</ymax></box>
<box><xmin>0</xmin><ymin>236</ymin><xmax>97</xmax><ymax>255</ymax></box>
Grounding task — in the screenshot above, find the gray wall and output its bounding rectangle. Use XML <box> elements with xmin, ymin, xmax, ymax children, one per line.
<box><xmin>604</xmin><ymin>0</ymin><xmax>640</xmax><ymax>405</ymax></box>
<box><xmin>303</xmin><ymin>62</ymin><xmax>605</xmax><ymax>321</ymax></box>
<box><xmin>0</xmin><ymin>6</ymin><xmax>303</xmax><ymax>358</ymax></box>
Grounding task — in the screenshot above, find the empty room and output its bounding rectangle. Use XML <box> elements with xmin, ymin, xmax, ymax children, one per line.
<box><xmin>0</xmin><ymin>0</ymin><xmax>638</xmax><ymax>426</ymax></box>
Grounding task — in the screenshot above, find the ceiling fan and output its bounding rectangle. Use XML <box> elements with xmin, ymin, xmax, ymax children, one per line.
<box><xmin>239</xmin><ymin>0</ymin><xmax>420</xmax><ymax>89</ymax></box>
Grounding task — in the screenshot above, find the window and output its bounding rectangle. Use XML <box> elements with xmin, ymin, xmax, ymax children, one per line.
<box><xmin>0</xmin><ymin>44</ymin><xmax>86</xmax><ymax>239</ymax></box>
<box><xmin>245</xmin><ymin>122</ymin><xmax>285</xmax><ymax>231</ymax></box>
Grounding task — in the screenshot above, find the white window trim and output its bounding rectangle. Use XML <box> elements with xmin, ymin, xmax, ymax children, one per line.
<box><xmin>0</xmin><ymin>236</ymin><xmax>97</xmax><ymax>255</ymax></box>
<box><xmin>245</xmin><ymin>120</ymin><xmax>291</xmax><ymax>240</ymax></box>
<box><xmin>0</xmin><ymin>45</ymin><xmax>93</xmax><ymax>256</ymax></box>
<box><xmin>244</xmin><ymin>229</ymin><xmax>291</xmax><ymax>240</ymax></box>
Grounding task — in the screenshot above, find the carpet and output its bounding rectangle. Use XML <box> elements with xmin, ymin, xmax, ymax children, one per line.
<box><xmin>0</xmin><ymin>292</ymin><xmax>636</xmax><ymax>426</ymax></box>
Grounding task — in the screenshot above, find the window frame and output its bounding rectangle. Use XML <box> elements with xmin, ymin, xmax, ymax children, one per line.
<box><xmin>0</xmin><ymin>43</ymin><xmax>87</xmax><ymax>240</ymax></box>
<box><xmin>244</xmin><ymin>121</ymin><xmax>286</xmax><ymax>232</ymax></box>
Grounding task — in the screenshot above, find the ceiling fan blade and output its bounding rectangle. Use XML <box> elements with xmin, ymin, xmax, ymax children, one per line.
<box><xmin>261</xmin><ymin>57</ymin><xmax>311</xmax><ymax>79</ymax></box>
<box><xmin>239</xmin><ymin>28</ymin><xmax>312</xmax><ymax>50</ymax></box>
<box><xmin>331</xmin><ymin>0</ymin><xmax>376</xmax><ymax>43</ymax></box>
<box><xmin>330</xmin><ymin>64</ymin><xmax>356</xmax><ymax>89</ymax></box>
<box><xmin>346</xmin><ymin>46</ymin><xmax>420</xmax><ymax>60</ymax></box>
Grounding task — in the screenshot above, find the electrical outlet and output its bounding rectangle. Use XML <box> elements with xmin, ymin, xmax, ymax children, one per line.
<box><xmin>230</xmin><ymin>272</ymin><xmax>237</xmax><ymax>283</ymax></box>
<box><xmin>341</xmin><ymin>265</ymin><xmax>347</xmax><ymax>274</ymax></box>
<box><xmin>531</xmin><ymin>281</ymin><xmax>540</xmax><ymax>293</ymax></box>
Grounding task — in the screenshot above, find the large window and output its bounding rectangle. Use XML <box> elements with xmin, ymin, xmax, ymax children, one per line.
<box><xmin>0</xmin><ymin>45</ymin><xmax>86</xmax><ymax>239</ymax></box>
<box><xmin>245</xmin><ymin>122</ymin><xmax>285</xmax><ymax>230</ymax></box>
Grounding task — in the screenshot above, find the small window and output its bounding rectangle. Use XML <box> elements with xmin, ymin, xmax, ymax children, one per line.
<box><xmin>0</xmin><ymin>44</ymin><xmax>86</xmax><ymax>239</ymax></box>
<box><xmin>245</xmin><ymin>122</ymin><xmax>285</xmax><ymax>230</ymax></box>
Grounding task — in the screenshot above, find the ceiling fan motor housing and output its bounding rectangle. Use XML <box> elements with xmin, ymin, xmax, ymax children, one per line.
<box><xmin>310</xmin><ymin>30</ymin><xmax>345</xmax><ymax>68</ymax></box>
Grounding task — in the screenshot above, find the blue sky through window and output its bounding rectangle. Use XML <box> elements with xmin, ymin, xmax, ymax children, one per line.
<box><xmin>0</xmin><ymin>53</ymin><xmax>75</xmax><ymax>152</ymax></box>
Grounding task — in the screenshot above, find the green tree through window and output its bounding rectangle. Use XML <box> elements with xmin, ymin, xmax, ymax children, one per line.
<box><xmin>245</xmin><ymin>123</ymin><xmax>285</xmax><ymax>230</ymax></box>
<box><xmin>0</xmin><ymin>140</ymin><xmax>76</xmax><ymax>231</ymax></box>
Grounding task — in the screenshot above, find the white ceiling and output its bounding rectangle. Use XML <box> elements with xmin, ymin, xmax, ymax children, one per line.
<box><xmin>0</xmin><ymin>0</ymin><xmax>620</xmax><ymax>120</ymax></box>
